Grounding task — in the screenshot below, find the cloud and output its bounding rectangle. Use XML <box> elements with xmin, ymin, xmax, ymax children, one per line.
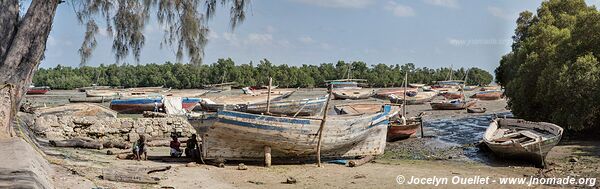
<box><xmin>319</xmin><ymin>42</ymin><xmax>333</xmax><ymax>50</ymax></box>
<box><xmin>385</xmin><ymin>1</ymin><xmax>415</xmax><ymax>17</ymax></box>
<box><xmin>298</xmin><ymin>36</ymin><xmax>316</xmax><ymax>44</ymax></box>
<box><xmin>47</xmin><ymin>35</ymin><xmax>57</xmax><ymax>46</ymax></box>
<box><xmin>265</xmin><ymin>25</ymin><xmax>276</xmax><ymax>33</ymax></box>
<box><xmin>291</xmin><ymin>0</ymin><xmax>374</xmax><ymax>8</ymax></box>
<box><xmin>488</xmin><ymin>6</ymin><xmax>513</xmax><ymax>20</ymax></box>
<box><xmin>207</xmin><ymin>30</ymin><xmax>219</xmax><ymax>40</ymax></box>
<box><xmin>246</xmin><ymin>33</ymin><xmax>274</xmax><ymax>46</ymax></box>
<box><xmin>423</xmin><ymin>0</ymin><xmax>459</xmax><ymax>8</ymax></box>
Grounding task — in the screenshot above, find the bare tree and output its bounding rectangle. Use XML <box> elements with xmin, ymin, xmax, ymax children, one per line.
<box><xmin>0</xmin><ymin>0</ymin><xmax>248</xmax><ymax>139</ymax></box>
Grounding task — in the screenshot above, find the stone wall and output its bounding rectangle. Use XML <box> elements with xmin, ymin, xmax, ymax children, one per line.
<box><xmin>33</xmin><ymin>115</ymin><xmax>196</xmax><ymax>142</ymax></box>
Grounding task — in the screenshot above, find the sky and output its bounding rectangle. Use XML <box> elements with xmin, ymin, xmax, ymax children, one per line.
<box><xmin>42</xmin><ymin>0</ymin><xmax>600</xmax><ymax>73</ymax></box>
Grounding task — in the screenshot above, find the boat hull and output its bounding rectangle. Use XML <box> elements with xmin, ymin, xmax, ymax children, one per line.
<box><xmin>109</xmin><ymin>98</ymin><xmax>163</xmax><ymax>114</ymax></box>
<box><xmin>440</xmin><ymin>92</ymin><xmax>464</xmax><ymax>99</ymax></box>
<box><xmin>201</xmin><ymin>105</ymin><xmax>399</xmax><ymax>160</ymax></box>
<box><xmin>386</xmin><ymin>122</ymin><xmax>420</xmax><ymax>142</ymax></box>
<box><xmin>26</xmin><ymin>89</ymin><xmax>49</xmax><ymax>95</ymax></box>
<box><xmin>182</xmin><ymin>98</ymin><xmax>202</xmax><ymax>111</ymax></box>
<box><xmin>430</xmin><ymin>100</ymin><xmax>476</xmax><ymax>110</ymax></box>
<box><xmin>69</xmin><ymin>97</ymin><xmax>118</xmax><ymax>103</ymax></box>
<box><xmin>332</xmin><ymin>89</ymin><xmax>375</xmax><ymax>100</ymax></box>
<box><xmin>240</xmin><ymin>97</ymin><xmax>327</xmax><ymax>116</ymax></box>
<box><xmin>471</xmin><ymin>91</ymin><xmax>503</xmax><ymax>100</ymax></box>
<box><xmin>389</xmin><ymin>94</ymin><xmax>436</xmax><ymax>105</ymax></box>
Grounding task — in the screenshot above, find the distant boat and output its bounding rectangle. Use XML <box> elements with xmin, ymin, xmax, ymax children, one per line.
<box><xmin>467</xmin><ymin>107</ymin><xmax>487</xmax><ymax>113</ymax></box>
<box><xmin>200</xmin><ymin>90</ymin><xmax>295</xmax><ymax>112</ymax></box>
<box><xmin>471</xmin><ymin>91</ymin><xmax>503</xmax><ymax>100</ymax></box>
<box><xmin>69</xmin><ymin>96</ymin><xmax>119</xmax><ymax>103</ymax></box>
<box><xmin>388</xmin><ymin>92</ymin><xmax>436</xmax><ymax>105</ymax></box>
<box><xmin>200</xmin><ymin>105</ymin><xmax>399</xmax><ymax>160</ymax></box>
<box><xmin>109</xmin><ymin>97</ymin><xmax>163</xmax><ymax>114</ymax></box>
<box><xmin>463</xmin><ymin>85</ymin><xmax>479</xmax><ymax>91</ymax></box>
<box><xmin>26</xmin><ymin>86</ymin><xmax>50</xmax><ymax>95</ymax></box>
<box><xmin>483</xmin><ymin>118</ymin><xmax>563</xmax><ymax>165</ymax></box>
<box><xmin>328</xmin><ymin>79</ymin><xmax>373</xmax><ymax>100</ymax></box>
<box><xmin>374</xmin><ymin>88</ymin><xmax>417</xmax><ymax>100</ymax></box>
<box><xmin>239</xmin><ymin>96</ymin><xmax>327</xmax><ymax>116</ymax></box>
<box><xmin>86</xmin><ymin>90</ymin><xmax>119</xmax><ymax>97</ymax></box>
<box><xmin>408</xmin><ymin>83</ymin><xmax>426</xmax><ymax>88</ymax></box>
<box><xmin>204</xmin><ymin>82</ymin><xmax>236</xmax><ymax>92</ymax></box>
<box><xmin>439</xmin><ymin>91</ymin><xmax>464</xmax><ymax>100</ymax></box>
<box><xmin>430</xmin><ymin>99</ymin><xmax>477</xmax><ymax>110</ymax></box>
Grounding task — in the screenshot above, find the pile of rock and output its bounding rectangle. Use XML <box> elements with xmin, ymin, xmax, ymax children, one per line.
<box><xmin>31</xmin><ymin>104</ymin><xmax>196</xmax><ymax>143</ymax></box>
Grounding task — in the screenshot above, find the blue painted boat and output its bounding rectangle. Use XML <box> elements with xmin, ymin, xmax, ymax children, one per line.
<box><xmin>110</xmin><ymin>97</ymin><xmax>163</xmax><ymax>114</ymax></box>
<box><xmin>199</xmin><ymin>105</ymin><xmax>399</xmax><ymax>160</ymax></box>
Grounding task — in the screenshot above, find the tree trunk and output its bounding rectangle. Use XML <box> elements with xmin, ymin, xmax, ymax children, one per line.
<box><xmin>0</xmin><ymin>0</ymin><xmax>59</xmax><ymax>139</ymax></box>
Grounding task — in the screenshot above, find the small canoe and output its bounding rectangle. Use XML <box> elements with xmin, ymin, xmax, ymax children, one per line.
<box><xmin>387</xmin><ymin>120</ymin><xmax>421</xmax><ymax>142</ymax></box>
<box><xmin>240</xmin><ymin>96</ymin><xmax>327</xmax><ymax>116</ymax></box>
<box><xmin>69</xmin><ymin>96</ymin><xmax>119</xmax><ymax>103</ymax></box>
<box><xmin>467</xmin><ymin>107</ymin><xmax>487</xmax><ymax>113</ymax></box>
<box><xmin>471</xmin><ymin>91</ymin><xmax>503</xmax><ymax>100</ymax></box>
<box><xmin>439</xmin><ymin>92</ymin><xmax>464</xmax><ymax>99</ymax></box>
<box><xmin>388</xmin><ymin>92</ymin><xmax>436</xmax><ymax>105</ymax></box>
<box><xmin>27</xmin><ymin>86</ymin><xmax>50</xmax><ymax>95</ymax></box>
<box><xmin>430</xmin><ymin>99</ymin><xmax>477</xmax><ymax>110</ymax></box>
<box><xmin>200</xmin><ymin>105</ymin><xmax>399</xmax><ymax>160</ymax></box>
<box><xmin>483</xmin><ymin>118</ymin><xmax>563</xmax><ymax>165</ymax></box>
<box><xmin>334</xmin><ymin>102</ymin><xmax>383</xmax><ymax>115</ymax></box>
<box><xmin>332</xmin><ymin>89</ymin><xmax>375</xmax><ymax>100</ymax></box>
<box><xmin>109</xmin><ymin>97</ymin><xmax>163</xmax><ymax>114</ymax></box>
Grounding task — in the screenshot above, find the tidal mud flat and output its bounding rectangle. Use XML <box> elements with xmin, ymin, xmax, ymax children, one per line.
<box><xmin>17</xmin><ymin>89</ymin><xmax>600</xmax><ymax>188</ymax></box>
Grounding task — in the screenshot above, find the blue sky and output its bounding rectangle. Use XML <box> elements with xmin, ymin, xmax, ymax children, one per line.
<box><xmin>42</xmin><ymin>0</ymin><xmax>600</xmax><ymax>73</ymax></box>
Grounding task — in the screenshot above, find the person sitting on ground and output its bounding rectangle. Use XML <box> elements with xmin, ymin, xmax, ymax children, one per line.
<box><xmin>170</xmin><ymin>136</ymin><xmax>182</xmax><ymax>157</ymax></box>
<box><xmin>185</xmin><ymin>134</ymin><xmax>200</xmax><ymax>158</ymax></box>
<box><xmin>132</xmin><ymin>135</ymin><xmax>148</xmax><ymax>161</ymax></box>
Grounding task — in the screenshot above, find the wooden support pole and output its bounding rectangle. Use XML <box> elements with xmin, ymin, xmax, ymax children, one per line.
<box><xmin>266</xmin><ymin>77</ymin><xmax>272</xmax><ymax>114</ymax></box>
<box><xmin>316</xmin><ymin>84</ymin><xmax>333</xmax><ymax>167</ymax></box>
<box><xmin>348</xmin><ymin>155</ymin><xmax>375</xmax><ymax>167</ymax></box>
<box><xmin>264</xmin><ymin>146</ymin><xmax>271</xmax><ymax>167</ymax></box>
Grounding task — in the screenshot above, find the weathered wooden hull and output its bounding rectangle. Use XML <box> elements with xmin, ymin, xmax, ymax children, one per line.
<box><xmin>86</xmin><ymin>90</ymin><xmax>119</xmax><ymax>97</ymax></box>
<box><xmin>109</xmin><ymin>98</ymin><xmax>163</xmax><ymax>114</ymax></box>
<box><xmin>182</xmin><ymin>98</ymin><xmax>202</xmax><ymax>111</ymax></box>
<box><xmin>334</xmin><ymin>103</ymin><xmax>383</xmax><ymax>115</ymax></box>
<box><xmin>387</xmin><ymin>122</ymin><xmax>420</xmax><ymax>142</ymax></box>
<box><xmin>69</xmin><ymin>96</ymin><xmax>118</xmax><ymax>103</ymax></box>
<box><xmin>201</xmin><ymin>92</ymin><xmax>294</xmax><ymax>112</ymax></box>
<box><xmin>374</xmin><ymin>88</ymin><xmax>417</xmax><ymax>99</ymax></box>
<box><xmin>470</xmin><ymin>91</ymin><xmax>503</xmax><ymax>100</ymax></box>
<box><xmin>388</xmin><ymin>94</ymin><xmax>436</xmax><ymax>105</ymax></box>
<box><xmin>332</xmin><ymin>89</ymin><xmax>375</xmax><ymax>100</ymax></box>
<box><xmin>430</xmin><ymin>100</ymin><xmax>476</xmax><ymax>110</ymax></box>
<box><xmin>201</xmin><ymin>105</ymin><xmax>399</xmax><ymax>160</ymax></box>
<box><xmin>26</xmin><ymin>89</ymin><xmax>49</xmax><ymax>95</ymax></box>
<box><xmin>240</xmin><ymin>96</ymin><xmax>327</xmax><ymax>116</ymax></box>
<box><xmin>439</xmin><ymin>92</ymin><xmax>464</xmax><ymax>99</ymax></box>
<box><xmin>467</xmin><ymin>107</ymin><xmax>487</xmax><ymax>113</ymax></box>
<box><xmin>483</xmin><ymin>118</ymin><xmax>563</xmax><ymax>163</ymax></box>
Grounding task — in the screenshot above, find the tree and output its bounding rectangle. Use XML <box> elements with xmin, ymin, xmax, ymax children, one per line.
<box><xmin>0</xmin><ymin>0</ymin><xmax>248</xmax><ymax>138</ymax></box>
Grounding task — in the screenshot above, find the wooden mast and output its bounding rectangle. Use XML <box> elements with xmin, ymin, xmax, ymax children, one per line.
<box><xmin>316</xmin><ymin>83</ymin><xmax>333</xmax><ymax>167</ymax></box>
<box><xmin>266</xmin><ymin>77</ymin><xmax>272</xmax><ymax>114</ymax></box>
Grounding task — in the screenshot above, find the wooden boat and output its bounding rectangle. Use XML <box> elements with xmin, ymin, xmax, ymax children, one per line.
<box><xmin>467</xmin><ymin>107</ymin><xmax>487</xmax><ymax>113</ymax></box>
<box><xmin>109</xmin><ymin>97</ymin><xmax>163</xmax><ymax>114</ymax></box>
<box><xmin>86</xmin><ymin>90</ymin><xmax>119</xmax><ymax>97</ymax></box>
<box><xmin>408</xmin><ymin>83</ymin><xmax>425</xmax><ymax>88</ymax></box>
<box><xmin>182</xmin><ymin>97</ymin><xmax>202</xmax><ymax>111</ymax></box>
<box><xmin>374</xmin><ymin>88</ymin><xmax>417</xmax><ymax>99</ymax></box>
<box><xmin>388</xmin><ymin>92</ymin><xmax>436</xmax><ymax>105</ymax></box>
<box><xmin>127</xmin><ymin>86</ymin><xmax>167</xmax><ymax>93</ymax></box>
<box><xmin>26</xmin><ymin>86</ymin><xmax>50</xmax><ymax>95</ymax></box>
<box><xmin>332</xmin><ymin>89</ymin><xmax>375</xmax><ymax>100</ymax></box>
<box><xmin>439</xmin><ymin>91</ymin><xmax>464</xmax><ymax>99</ymax></box>
<box><xmin>200</xmin><ymin>105</ymin><xmax>399</xmax><ymax>160</ymax></box>
<box><xmin>387</xmin><ymin>119</ymin><xmax>420</xmax><ymax>142</ymax></box>
<box><xmin>201</xmin><ymin>91</ymin><xmax>294</xmax><ymax>112</ymax></box>
<box><xmin>483</xmin><ymin>118</ymin><xmax>563</xmax><ymax>164</ymax></box>
<box><xmin>69</xmin><ymin>96</ymin><xmax>118</xmax><ymax>103</ymax></box>
<box><xmin>463</xmin><ymin>85</ymin><xmax>479</xmax><ymax>91</ymax></box>
<box><xmin>204</xmin><ymin>82</ymin><xmax>236</xmax><ymax>92</ymax></box>
<box><xmin>239</xmin><ymin>96</ymin><xmax>327</xmax><ymax>116</ymax></box>
<box><xmin>471</xmin><ymin>91</ymin><xmax>503</xmax><ymax>100</ymax></box>
<box><xmin>430</xmin><ymin>99</ymin><xmax>477</xmax><ymax>110</ymax></box>
<box><xmin>334</xmin><ymin>103</ymin><xmax>383</xmax><ymax>115</ymax></box>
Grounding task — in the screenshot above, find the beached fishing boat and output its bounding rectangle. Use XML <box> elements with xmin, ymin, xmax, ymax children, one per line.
<box><xmin>182</xmin><ymin>97</ymin><xmax>202</xmax><ymax>111</ymax></box>
<box><xmin>483</xmin><ymin>118</ymin><xmax>563</xmax><ymax>164</ymax></box>
<box><xmin>430</xmin><ymin>99</ymin><xmax>477</xmax><ymax>110</ymax></box>
<box><xmin>388</xmin><ymin>92</ymin><xmax>436</xmax><ymax>105</ymax></box>
<box><xmin>86</xmin><ymin>90</ymin><xmax>119</xmax><ymax>97</ymax></box>
<box><xmin>470</xmin><ymin>91</ymin><xmax>503</xmax><ymax>100</ymax></box>
<box><xmin>109</xmin><ymin>97</ymin><xmax>163</xmax><ymax>114</ymax></box>
<box><xmin>69</xmin><ymin>96</ymin><xmax>119</xmax><ymax>103</ymax></box>
<box><xmin>26</xmin><ymin>86</ymin><xmax>50</xmax><ymax>95</ymax></box>
<box><xmin>439</xmin><ymin>91</ymin><xmax>464</xmax><ymax>100</ymax></box>
<box><xmin>200</xmin><ymin>91</ymin><xmax>294</xmax><ymax>112</ymax></box>
<box><xmin>334</xmin><ymin>103</ymin><xmax>383</xmax><ymax>115</ymax></box>
<box><xmin>463</xmin><ymin>85</ymin><xmax>479</xmax><ymax>91</ymax></box>
<box><xmin>200</xmin><ymin>105</ymin><xmax>399</xmax><ymax>160</ymax></box>
<box><xmin>204</xmin><ymin>82</ymin><xmax>236</xmax><ymax>92</ymax></box>
<box><xmin>467</xmin><ymin>107</ymin><xmax>486</xmax><ymax>113</ymax></box>
<box><xmin>408</xmin><ymin>83</ymin><xmax>426</xmax><ymax>88</ymax></box>
<box><xmin>332</xmin><ymin>89</ymin><xmax>375</xmax><ymax>100</ymax></box>
<box><xmin>239</xmin><ymin>96</ymin><xmax>327</xmax><ymax>116</ymax></box>
<box><xmin>374</xmin><ymin>88</ymin><xmax>417</xmax><ymax>99</ymax></box>
<box><xmin>387</xmin><ymin>119</ymin><xmax>420</xmax><ymax>142</ymax></box>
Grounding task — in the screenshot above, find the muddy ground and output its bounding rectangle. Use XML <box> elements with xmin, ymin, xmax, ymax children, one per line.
<box><xmin>19</xmin><ymin>89</ymin><xmax>600</xmax><ymax>188</ymax></box>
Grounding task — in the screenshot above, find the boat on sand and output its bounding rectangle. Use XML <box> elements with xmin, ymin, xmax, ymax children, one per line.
<box><xmin>470</xmin><ymin>91</ymin><xmax>503</xmax><ymax>100</ymax></box>
<box><xmin>239</xmin><ymin>96</ymin><xmax>327</xmax><ymax>116</ymax></box>
<box><xmin>430</xmin><ymin>99</ymin><xmax>477</xmax><ymax>110</ymax></box>
<box><xmin>483</xmin><ymin>118</ymin><xmax>563</xmax><ymax>165</ymax></box>
<box><xmin>387</xmin><ymin>119</ymin><xmax>420</xmax><ymax>142</ymax></box>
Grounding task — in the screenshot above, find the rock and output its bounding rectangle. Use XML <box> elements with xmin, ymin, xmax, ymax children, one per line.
<box><xmin>569</xmin><ymin>157</ymin><xmax>578</xmax><ymax>163</ymax></box>
<box><xmin>284</xmin><ymin>177</ymin><xmax>297</xmax><ymax>184</ymax></box>
<box><xmin>128</xmin><ymin>133</ymin><xmax>139</xmax><ymax>142</ymax></box>
<box><xmin>218</xmin><ymin>163</ymin><xmax>225</xmax><ymax>168</ymax></box>
<box><xmin>353</xmin><ymin>174</ymin><xmax>366</xmax><ymax>179</ymax></box>
<box><xmin>186</xmin><ymin>162</ymin><xmax>197</xmax><ymax>167</ymax></box>
<box><xmin>237</xmin><ymin>163</ymin><xmax>248</xmax><ymax>170</ymax></box>
<box><xmin>248</xmin><ymin>181</ymin><xmax>264</xmax><ymax>185</ymax></box>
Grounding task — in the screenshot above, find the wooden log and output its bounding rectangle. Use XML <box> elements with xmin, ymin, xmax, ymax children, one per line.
<box><xmin>107</xmin><ymin>149</ymin><xmax>131</xmax><ymax>155</ymax></box>
<box><xmin>348</xmin><ymin>155</ymin><xmax>375</xmax><ymax>167</ymax></box>
<box><xmin>50</xmin><ymin>139</ymin><xmax>103</xmax><ymax>149</ymax></box>
<box><xmin>103</xmin><ymin>141</ymin><xmax>130</xmax><ymax>149</ymax></box>
<box><xmin>264</xmin><ymin>146</ymin><xmax>271</xmax><ymax>167</ymax></box>
<box><xmin>101</xmin><ymin>169</ymin><xmax>159</xmax><ymax>184</ymax></box>
<box><xmin>122</xmin><ymin>165</ymin><xmax>171</xmax><ymax>174</ymax></box>
<box><xmin>116</xmin><ymin>153</ymin><xmax>135</xmax><ymax>159</ymax></box>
